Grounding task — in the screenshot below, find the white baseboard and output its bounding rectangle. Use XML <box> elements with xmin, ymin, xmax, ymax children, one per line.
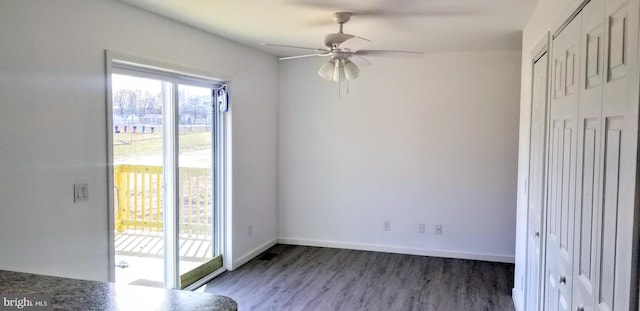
<box><xmin>230</xmin><ymin>238</ymin><xmax>277</xmax><ymax>270</ymax></box>
<box><xmin>277</xmin><ymin>237</ymin><xmax>515</xmax><ymax>263</ymax></box>
<box><xmin>512</xmin><ymin>288</ymin><xmax>523</xmax><ymax>311</ymax></box>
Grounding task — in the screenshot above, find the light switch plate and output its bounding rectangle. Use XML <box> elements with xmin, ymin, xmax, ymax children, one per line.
<box><xmin>74</xmin><ymin>183</ymin><xmax>89</xmax><ymax>203</ymax></box>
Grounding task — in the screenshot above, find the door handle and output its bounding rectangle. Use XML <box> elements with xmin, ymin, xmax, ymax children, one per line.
<box><xmin>577</xmin><ymin>307</ymin><xmax>584</xmax><ymax>311</ymax></box>
<box><xmin>559</xmin><ymin>276</ymin><xmax>567</xmax><ymax>284</ymax></box>
<box><xmin>535</xmin><ymin>232</ymin><xmax>540</xmax><ymax>237</ymax></box>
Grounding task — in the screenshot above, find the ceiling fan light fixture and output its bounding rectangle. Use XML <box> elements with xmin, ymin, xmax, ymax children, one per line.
<box><xmin>332</xmin><ymin>60</ymin><xmax>342</xmax><ymax>82</ymax></box>
<box><xmin>318</xmin><ymin>60</ymin><xmax>335</xmax><ymax>81</ymax></box>
<box><xmin>343</xmin><ymin>60</ymin><xmax>359</xmax><ymax>80</ymax></box>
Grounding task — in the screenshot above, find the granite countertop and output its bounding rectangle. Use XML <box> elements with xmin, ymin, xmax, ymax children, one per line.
<box><xmin>0</xmin><ymin>270</ymin><xmax>237</xmax><ymax>311</ymax></box>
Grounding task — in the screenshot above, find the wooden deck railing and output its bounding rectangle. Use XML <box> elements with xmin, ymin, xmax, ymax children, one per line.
<box><xmin>114</xmin><ymin>164</ymin><xmax>212</xmax><ymax>235</ymax></box>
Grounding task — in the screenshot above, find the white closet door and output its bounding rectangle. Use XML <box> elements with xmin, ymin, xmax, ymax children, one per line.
<box><xmin>526</xmin><ymin>46</ymin><xmax>549</xmax><ymax>311</ymax></box>
<box><xmin>545</xmin><ymin>12</ymin><xmax>581</xmax><ymax>311</ymax></box>
<box><xmin>572</xmin><ymin>1</ymin><xmax>605</xmax><ymax>310</ymax></box>
<box><xmin>601</xmin><ymin>0</ymin><xmax>638</xmax><ymax>310</ymax></box>
<box><xmin>534</xmin><ymin>0</ymin><xmax>639</xmax><ymax>309</ymax></box>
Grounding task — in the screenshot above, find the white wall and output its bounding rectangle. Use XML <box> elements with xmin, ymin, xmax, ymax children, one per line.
<box><xmin>278</xmin><ymin>51</ymin><xmax>521</xmax><ymax>262</ymax></box>
<box><xmin>512</xmin><ymin>0</ymin><xmax>583</xmax><ymax>308</ymax></box>
<box><xmin>0</xmin><ymin>0</ymin><xmax>278</xmax><ymax>281</ymax></box>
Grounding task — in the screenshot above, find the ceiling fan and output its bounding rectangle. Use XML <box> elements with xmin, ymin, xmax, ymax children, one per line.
<box><xmin>262</xmin><ymin>12</ymin><xmax>424</xmax><ymax>82</ymax></box>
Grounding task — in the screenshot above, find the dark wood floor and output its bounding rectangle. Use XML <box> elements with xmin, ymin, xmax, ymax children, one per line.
<box><xmin>203</xmin><ymin>244</ymin><xmax>515</xmax><ymax>311</ymax></box>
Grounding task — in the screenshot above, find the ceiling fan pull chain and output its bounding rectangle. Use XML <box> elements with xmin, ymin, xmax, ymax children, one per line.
<box><xmin>338</xmin><ymin>75</ymin><xmax>344</xmax><ymax>104</ymax></box>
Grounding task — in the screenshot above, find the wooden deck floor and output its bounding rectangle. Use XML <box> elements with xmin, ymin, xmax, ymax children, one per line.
<box><xmin>115</xmin><ymin>230</ymin><xmax>214</xmax><ymax>286</ymax></box>
<box><xmin>115</xmin><ymin>230</ymin><xmax>212</xmax><ymax>262</ymax></box>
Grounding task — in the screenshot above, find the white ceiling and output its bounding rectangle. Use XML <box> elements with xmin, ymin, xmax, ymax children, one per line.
<box><xmin>118</xmin><ymin>0</ymin><xmax>538</xmax><ymax>57</ymax></box>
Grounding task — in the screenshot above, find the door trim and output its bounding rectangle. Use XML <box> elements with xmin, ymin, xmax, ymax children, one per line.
<box><xmin>524</xmin><ymin>32</ymin><xmax>551</xmax><ymax>311</ymax></box>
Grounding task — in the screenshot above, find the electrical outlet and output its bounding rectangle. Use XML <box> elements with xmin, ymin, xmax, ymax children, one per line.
<box><xmin>435</xmin><ymin>224</ymin><xmax>443</xmax><ymax>235</ymax></box>
<box><xmin>419</xmin><ymin>223</ymin><xmax>425</xmax><ymax>233</ymax></box>
<box><xmin>74</xmin><ymin>183</ymin><xmax>89</xmax><ymax>203</ymax></box>
<box><xmin>248</xmin><ymin>225</ymin><xmax>253</xmax><ymax>237</ymax></box>
<box><xmin>383</xmin><ymin>220</ymin><xmax>390</xmax><ymax>231</ymax></box>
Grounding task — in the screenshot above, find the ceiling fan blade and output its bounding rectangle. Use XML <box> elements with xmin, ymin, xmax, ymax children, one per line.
<box><xmin>261</xmin><ymin>42</ymin><xmax>326</xmax><ymax>52</ymax></box>
<box><xmin>339</xmin><ymin>36</ymin><xmax>371</xmax><ymax>52</ymax></box>
<box><xmin>279</xmin><ymin>53</ymin><xmax>329</xmax><ymax>60</ymax></box>
<box><xmin>355</xmin><ymin>50</ymin><xmax>424</xmax><ymax>58</ymax></box>
<box><xmin>349</xmin><ymin>54</ymin><xmax>372</xmax><ymax>67</ymax></box>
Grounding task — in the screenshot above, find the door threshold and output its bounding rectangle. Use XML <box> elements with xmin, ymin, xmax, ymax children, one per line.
<box><xmin>184</xmin><ymin>267</ymin><xmax>227</xmax><ymax>291</ymax></box>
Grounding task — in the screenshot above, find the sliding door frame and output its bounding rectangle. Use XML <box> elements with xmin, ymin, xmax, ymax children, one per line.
<box><xmin>105</xmin><ymin>51</ymin><xmax>230</xmax><ymax>288</ymax></box>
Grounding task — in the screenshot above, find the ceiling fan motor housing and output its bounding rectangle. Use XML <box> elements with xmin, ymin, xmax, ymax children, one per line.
<box><xmin>331</xmin><ymin>52</ymin><xmax>350</xmax><ymax>60</ymax></box>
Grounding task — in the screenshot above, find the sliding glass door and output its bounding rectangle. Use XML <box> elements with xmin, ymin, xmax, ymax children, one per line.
<box><xmin>112</xmin><ymin>74</ymin><xmax>167</xmax><ymax>288</ymax></box>
<box><xmin>110</xmin><ymin>65</ymin><xmax>225</xmax><ymax>289</ymax></box>
<box><xmin>176</xmin><ymin>84</ymin><xmax>219</xmax><ymax>288</ymax></box>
